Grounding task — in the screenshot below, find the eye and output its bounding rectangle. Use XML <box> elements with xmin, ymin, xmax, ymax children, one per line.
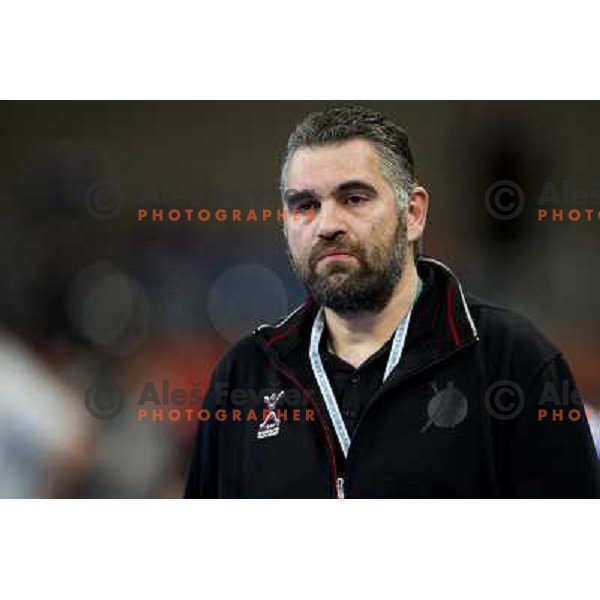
<box><xmin>345</xmin><ymin>194</ymin><xmax>368</xmax><ymax>206</ymax></box>
<box><xmin>297</xmin><ymin>199</ymin><xmax>320</xmax><ymax>212</ymax></box>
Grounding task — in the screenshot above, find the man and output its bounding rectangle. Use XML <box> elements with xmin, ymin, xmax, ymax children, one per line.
<box><xmin>184</xmin><ymin>105</ymin><xmax>599</xmax><ymax>498</ymax></box>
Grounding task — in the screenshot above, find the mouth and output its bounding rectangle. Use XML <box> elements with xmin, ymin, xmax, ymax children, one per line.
<box><xmin>315</xmin><ymin>250</ymin><xmax>355</xmax><ymax>264</ymax></box>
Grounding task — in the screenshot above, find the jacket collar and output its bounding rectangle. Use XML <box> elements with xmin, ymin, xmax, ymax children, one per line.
<box><xmin>254</xmin><ymin>256</ymin><xmax>479</xmax><ymax>371</ymax></box>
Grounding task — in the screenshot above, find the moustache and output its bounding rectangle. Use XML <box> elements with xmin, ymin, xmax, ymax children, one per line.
<box><xmin>308</xmin><ymin>242</ymin><xmax>364</xmax><ymax>270</ymax></box>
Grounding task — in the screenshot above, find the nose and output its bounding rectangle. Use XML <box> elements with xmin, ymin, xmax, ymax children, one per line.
<box><xmin>315</xmin><ymin>199</ymin><xmax>347</xmax><ymax>241</ymax></box>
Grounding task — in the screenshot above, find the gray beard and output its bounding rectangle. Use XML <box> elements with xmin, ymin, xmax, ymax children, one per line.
<box><xmin>288</xmin><ymin>221</ymin><xmax>408</xmax><ymax>315</ymax></box>
<box><xmin>306</xmin><ymin>258</ymin><xmax>403</xmax><ymax>314</ymax></box>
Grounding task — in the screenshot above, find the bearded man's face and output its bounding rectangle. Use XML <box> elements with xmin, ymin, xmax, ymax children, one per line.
<box><xmin>282</xmin><ymin>138</ymin><xmax>410</xmax><ymax>314</ymax></box>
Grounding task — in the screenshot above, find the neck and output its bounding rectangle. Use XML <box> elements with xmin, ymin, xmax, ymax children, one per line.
<box><xmin>323</xmin><ymin>262</ymin><xmax>419</xmax><ymax>368</ymax></box>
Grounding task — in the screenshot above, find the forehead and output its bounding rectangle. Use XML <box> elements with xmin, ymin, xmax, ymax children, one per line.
<box><xmin>284</xmin><ymin>138</ymin><xmax>387</xmax><ymax>194</ymax></box>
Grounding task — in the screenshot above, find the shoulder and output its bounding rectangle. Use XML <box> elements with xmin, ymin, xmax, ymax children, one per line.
<box><xmin>208</xmin><ymin>333</ymin><xmax>266</xmax><ymax>382</ymax></box>
<box><xmin>208</xmin><ymin>299</ymin><xmax>315</xmax><ymax>380</ymax></box>
<box><xmin>466</xmin><ymin>293</ymin><xmax>562</xmax><ymax>376</ymax></box>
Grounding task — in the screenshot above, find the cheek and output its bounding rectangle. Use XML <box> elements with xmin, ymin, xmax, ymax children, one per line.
<box><xmin>361</xmin><ymin>214</ymin><xmax>399</xmax><ymax>253</ymax></box>
<box><xmin>286</xmin><ymin>228</ymin><xmax>308</xmax><ymax>260</ymax></box>
<box><xmin>363</xmin><ymin>214</ymin><xmax>393</xmax><ymax>240</ymax></box>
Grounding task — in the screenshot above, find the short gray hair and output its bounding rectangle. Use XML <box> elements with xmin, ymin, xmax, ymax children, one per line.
<box><xmin>280</xmin><ymin>105</ymin><xmax>423</xmax><ymax>256</ymax></box>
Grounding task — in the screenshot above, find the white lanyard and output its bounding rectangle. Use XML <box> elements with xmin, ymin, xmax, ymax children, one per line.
<box><xmin>309</xmin><ymin>279</ymin><xmax>421</xmax><ymax>457</ymax></box>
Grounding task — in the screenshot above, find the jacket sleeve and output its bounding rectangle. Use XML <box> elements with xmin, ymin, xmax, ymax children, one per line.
<box><xmin>182</xmin><ymin>366</ymin><xmax>225</xmax><ymax>499</ymax></box>
<box><xmin>501</xmin><ymin>353</ymin><xmax>600</xmax><ymax>498</ymax></box>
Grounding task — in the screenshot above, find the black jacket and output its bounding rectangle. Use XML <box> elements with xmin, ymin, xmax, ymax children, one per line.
<box><xmin>184</xmin><ymin>257</ymin><xmax>600</xmax><ymax>498</ymax></box>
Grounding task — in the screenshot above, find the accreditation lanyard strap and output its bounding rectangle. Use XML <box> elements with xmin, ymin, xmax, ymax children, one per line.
<box><xmin>308</xmin><ymin>280</ymin><xmax>421</xmax><ymax>458</ymax></box>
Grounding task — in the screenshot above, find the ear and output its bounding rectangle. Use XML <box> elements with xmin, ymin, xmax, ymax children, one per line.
<box><xmin>407</xmin><ymin>186</ymin><xmax>429</xmax><ymax>244</ymax></box>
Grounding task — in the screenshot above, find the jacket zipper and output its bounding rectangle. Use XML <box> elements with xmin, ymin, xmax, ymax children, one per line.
<box><xmin>336</xmin><ymin>477</ymin><xmax>345</xmax><ymax>499</ymax></box>
<box><xmin>265</xmin><ymin>357</ymin><xmax>341</xmax><ymax>498</ymax></box>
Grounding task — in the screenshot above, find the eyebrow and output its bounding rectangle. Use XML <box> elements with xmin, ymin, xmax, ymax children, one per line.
<box><xmin>283</xmin><ymin>188</ymin><xmax>318</xmax><ymax>208</ymax></box>
<box><xmin>283</xmin><ymin>180</ymin><xmax>378</xmax><ymax>207</ymax></box>
<box><xmin>333</xmin><ymin>180</ymin><xmax>378</xmax><ymax>197</ymax></box>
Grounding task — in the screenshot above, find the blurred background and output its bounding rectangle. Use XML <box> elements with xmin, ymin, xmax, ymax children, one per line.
<box><xmin>0</xmin><ymin>100</ymin><xmax>599</xmax><ymax>497</ymax></box>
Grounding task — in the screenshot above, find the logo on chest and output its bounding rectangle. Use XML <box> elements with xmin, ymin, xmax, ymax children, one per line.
<box><xmin>421</xmin><ymin>382</ymin><xmax>468</xmax><ymax>433</ymax></box>
<box><xmin>257</xmin><ymin>391</ymin><xmax>285</xmax><ymax>439</ymax></box>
